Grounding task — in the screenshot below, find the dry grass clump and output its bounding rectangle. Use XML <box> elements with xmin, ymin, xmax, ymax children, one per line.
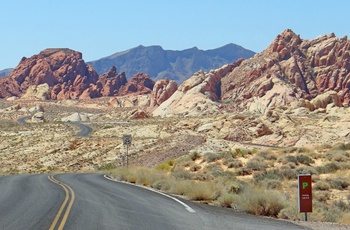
<box><xmin>216</xmin><ymin>193</ymin><xmax>236</xmax><ymax>208</ymax></box>
<box><xmin>235</xmin><ymin>186</ymin><xmax>286</xmax><ymax>217</ymax></box>
<box><xmin>314</xmin><ymin>181</ymin><xmax>331</xmax><ymax>191</ymax></box>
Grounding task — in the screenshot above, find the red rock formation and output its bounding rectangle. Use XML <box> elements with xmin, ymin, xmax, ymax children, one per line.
<box><xmin>151</xmin><ymin>78</ymin><xmax>178</xmax><ymax>106</ymax></box>
<box><xmin>221</xmin><ymin>29</ymin><xmax>350</xmax><ymax>110</ymax></box>
<box><xmin>118</xmin><ymin>72</ymin><xmax>155</xmax><ymax>96</ymax></box>
<box><xmin>0</xmin><ymin>49</ymin><xmax>131</xmax><ymax>99</ymax></box>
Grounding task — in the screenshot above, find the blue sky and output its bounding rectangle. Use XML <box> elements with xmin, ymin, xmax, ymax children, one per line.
<box><xmin>1</xmin><ymin>0</ymin><xmax>349</xmax><ymax>70</ymax></box>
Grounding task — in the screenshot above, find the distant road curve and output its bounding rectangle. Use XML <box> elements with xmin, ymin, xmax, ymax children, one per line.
<box><xmin>0</xmin><ymin>173</ymin><xmax>310</xmax><ymax>230</ymax></box>
<box><xmin>16</xmin><ymin>116</ymin><xmax>92</xmax><ymax>137</ymax></box>
<box><xmin>70</xmin><ymin>122</ymin><xmax>93</xmax><ymax>137</ymax></box>
<box><xmin>16</xmin><ymin>115</ymin><xmax>31</xmax><ymax>124</ymax></box>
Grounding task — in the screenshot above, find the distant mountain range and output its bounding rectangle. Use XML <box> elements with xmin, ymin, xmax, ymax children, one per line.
<box><xmin>0</xmin><ymin>68</ymin><xmax>13</xmax><ymax>77</ymax></box>
<box><xmin>87</xmin><ymin>44</ymin><xmax>255</xmax><ymax>83</ymax></box>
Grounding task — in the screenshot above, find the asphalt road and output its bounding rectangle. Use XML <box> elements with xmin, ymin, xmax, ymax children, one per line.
<box><xmin>0</xmin><ymin>173</ymin><xmax>310</xmax><ymax>230</ymax></box>
<box><xmin>70</xmin><ymin>122</ymin><xmax>93</xmax><ymax>137</ymax></box>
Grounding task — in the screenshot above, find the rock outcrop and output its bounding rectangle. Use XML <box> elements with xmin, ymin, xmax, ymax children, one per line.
<box><xmin>153</xmin><ymin>64</ymin><xmax>233</xmax><ymax>117</ymax></box>
<box><xmin>221</xmin><ymin>29</ymin><xmax>350</xmax><ymax>113</ymax></box>
<box><xmin>0</xmin><ymin>49</ymin><xmax>131</xmax><ymax>100</ymax></box>
<box><xmin>22</xmin><ymin>83</ymin><xmax>50</xmax><ymax>100</ymax></box>
<box><xmin>118</xmin><ymin>73</ymin><xmax>155</xmax><ymax>96</ymax></box>
<box><xmin>151</xmin><ymin>78</ymin><xmax>178</xmax><ymax>106</ymax></box>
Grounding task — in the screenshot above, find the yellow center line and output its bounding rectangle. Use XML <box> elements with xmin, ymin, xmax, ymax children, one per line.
<box><xmin>48</xmin><ymin>175</ymin><xmax>76</xmax><ymax>230</ymax></box>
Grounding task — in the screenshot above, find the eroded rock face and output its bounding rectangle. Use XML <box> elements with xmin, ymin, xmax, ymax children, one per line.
<box><xmin>221</xmin><ymin>29</ymin><xmax>350</xmax><ymax>112</ymax></box>
<box><xmin>22</xmin><ymin>83</ymin><xmax>50</xmax><ymax>100</ymax></box>
<box><xmin>0</xmin><ymin>49</ymin><xmax>131</xmax><ymax>99</ymax></box>
<box><xmin>151</xmin><ymin>78</ymin><xmax>178</xmax><ymax>106</ymax></box>
<box><xmin>118</xmin><ymin>72</ymin><xmax>155</xmax><ymax>96</ymax></box>
<box><xmin>153</xmin><ymin>64</ymin><xmax>233</xmax><ymax>117</ymax></box>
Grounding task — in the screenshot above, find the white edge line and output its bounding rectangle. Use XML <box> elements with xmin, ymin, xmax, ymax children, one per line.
<box><xmin>103</xmin><ymin>174</ymin><xmax>196</xmax><ymax>213</ymax></box>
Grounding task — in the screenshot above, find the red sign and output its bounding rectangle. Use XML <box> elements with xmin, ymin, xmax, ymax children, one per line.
<box><xmin>298</xmin><ymin>175</ymin><xmax>312</xmax><ymax>212</ymax></box>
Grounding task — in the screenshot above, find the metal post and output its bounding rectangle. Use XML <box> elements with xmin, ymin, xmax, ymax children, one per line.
<box><xmin>126</xmin><ymin>144</ymin><xmax>129</xmax><ymax>168</ymax></box>
<box><xmin>304</xmin><ymin>212</ymin><xmax>307</xmax><ymax>221</ymax></box>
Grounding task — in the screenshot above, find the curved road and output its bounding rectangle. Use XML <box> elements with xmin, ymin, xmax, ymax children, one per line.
<box><xmin>16</xmin><ymin>116</ymin><xmax>92</xmax><ymax>137</ymax></box>
<box><xmin>0</xmin><ymin>174</ymin><xmax>310</xmax><ymax>230</ymax></box>
<box><xmin>71</xmin><ymin>122</ymin><xmax>93</xmax><ymax>137</ymax></box>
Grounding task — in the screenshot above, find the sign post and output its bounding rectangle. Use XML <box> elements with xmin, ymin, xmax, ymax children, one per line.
<box><xmin>122</xmin><ymin>134</ymin><xmax>132</xmax><ymax>168</ymax></box>
<box><xmin>298</xmin><ymin>174</ymin><xmax>312</xmax><ymax>221</ymax></box>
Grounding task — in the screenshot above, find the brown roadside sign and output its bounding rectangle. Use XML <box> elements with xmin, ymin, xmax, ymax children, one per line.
<box><xmin>298</xmin><ymin>174</ymin><xmax>312</xmax><ymax>213</ymax></box>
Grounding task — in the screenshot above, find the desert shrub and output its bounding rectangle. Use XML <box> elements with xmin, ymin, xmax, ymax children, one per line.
<box><xmin>227</xmin><ymin>183</ymin><xmax>241</xmax><ymax>194</ymax></box>
<box><xmin>230</xmin><ymin>148</ymin><xmax>252</xmax><ymax>158</ymax></box>
<box><xmin>338</xmin><ymin>162</ymin><xmax>350</xmax><ymax>170</ymax></box>
<box><xmin>190</xmin><ymin>151</ymin><xmax>201</xmax><ymax>161</ymax></box>
<box><xmin>225</xmin><ymin>159</ymin><xmax>243</xmax><ymax>168</ymax></box>
<box><xmin>187</xmin><ymin>181</ymin><xmax>221</xmax><ymax>201</ymax></box>
<box><xmin>314</xmin><ymin>191</ymin><xmax>331</xmax><ymax>202</ymax></box>
<box><xmin>235</xmin><ymin>186</ymin><xmax>286</xmax><ymax>217</ymax></box>
<box><xmin>97</xmin><ymin>163</ymin><xmax>116</xmax><ymax>171</ymax></box>
<box><xmin>325</xmin><ymin>149</ymin><xmax>350</xmax><ymax>162</ymax></box>
<box><xmin>278</xmin><ymin>204</ymin><xmax>299</xmax><ymax>220</ymax></box>
<box><xmin>189</xmin><ymin>164</ymin><xmax>202</xmax><ymax>172</ymax></box>
<box><xmin>277</xmin><ymin>155</ymin><xmax>298</xmax><ymax>164</ymax></box>
<box><xmin>314</xmin><ymin>181</ymin><xmax>330</xmax><ymax>191</ymax></box>
<box><xmin>236</xmin><ymin>167</ymin><xmax>253</xmax><ymax>176</ymax></box>
<box><xmin>279</xmin><ymin>167</ymin><xmax>297</xmax><ymax>180</ymax></box>
<box><xmin>211</xmin><ymin>169</ymin><xmax>235</xmax><ymax>179</ymax></box>
<box><xmin>296</xmin><ymin>166</ymin><xmax>317</xmax><ymax>175</ymax></box>
<box><xmin>257</xmin><ymin>151</ymin><xmax>277</xmax><ymax>160</ymax></box>
<box><xmin>331</xmin><ymin>142</ymin><xmax>350</xmax><ymax>151</ymax></box>
<box><xmin>286</xmin><ymin>162</ymin><xmax>297</xmax><ymax>169</ymax></box>
<box><xmin>204</xmin><ymin>152</ymin><xmax>222</xmax><ymax>162</ymax></box>
<box><xmin>296</xmin><ymin>154</ymin><xmax>314</xmax><ymax>165</ymax></box>
<box><xmin>171</xmin><ymin>181</ymin><xmax>220</xmax><ymax>201</ymax></box>
<box><xmin>111</xmin><ymin>167</ymin><xmax>130</xmax><ymax>181</ymax></box>
<box><xmin>245</xmin><ymin>157</ymin><xmax>268</xmax><ymax>171</ymax></box>
<box><xmin>170</xmin><ymin>180</ymin><xmax>193</xmax><ymax>196</ymax></box>
<box><xmin>154</xmin><ymin>162</ymin><xmax>172</xmax><ymax>171</ymax></box>
<box><xmin>315</xmin><ymin>162</ymin><xmax>339</xmax><ymax>174</ymax></box>
<box><xmin>134</xmin><ymin>168</ymin><xmax>167</xmax><ymax>186</ymax></box>
<box><xmin>340</xmin><ymin>213</ymin><xmax>350</xmax><ymax>224</ymax></box>
<box><xmin>263</xmin><ymin>179</ymin><xmax>282</xmax><ymax>189</ymax></box>
<box><xmin>327</xmin><ymin>177</ymin><xmax>350</xmax><ymax>190</ymax></box>
<box><xmin>171</xmin><ymin>169</ymin><xmax>192</xmax><ymax>180</ymax></box>
<box><xmin>333</xmin><ymin>199</ymin><xmax>350</xmax><ymax>211</ymax></box>
<box><xmin>282</xmin><ymin>147</ymin><xmax>310</xmax><ymax>154</ymax></box>
<box><xmin>217</xmin><ymin>194</ymin><xmax>237</xmax><ymax>208</ymax></box>
<box><xmin>253</xmin><ymin>169</ymin><xmax>282</xmax><ymax>182</ymax></box>
<box><xmin>151</xmin><ymin>179</ymin><xmax>172</xmax><ymax>191</ymax></box>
